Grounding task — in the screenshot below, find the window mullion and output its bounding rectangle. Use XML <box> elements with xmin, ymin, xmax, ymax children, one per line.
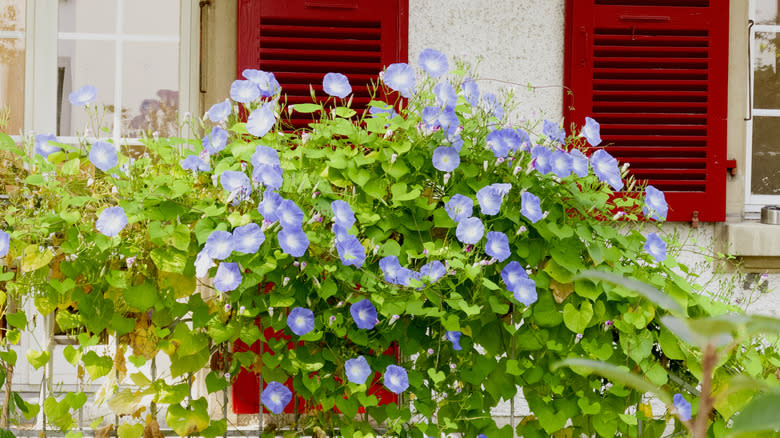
<box><xmin>113</xmin><ymin>0</ymin><xmax>124</xmax><ymax>145</ymax></box>
<box><xmin>28</xmin><ymin>0</ymin><xmax>58</xmax><ymax>135</ymax></box>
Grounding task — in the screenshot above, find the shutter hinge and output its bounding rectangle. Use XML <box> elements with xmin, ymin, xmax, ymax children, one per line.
<box><xmin>726</xmin><ymin>159</ymin><xmax>737</xmax><ymax>176</ymax></box>
<box><xmin>691</xmin><ymin>211</ymin><xmax>699</xmax><ymax>229</ymax></box>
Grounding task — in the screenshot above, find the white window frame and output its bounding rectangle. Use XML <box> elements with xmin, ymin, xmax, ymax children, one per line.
<box><xmin>746</xmin><ymin>0</ymin><xmax>780</xmax><ymax>213</ymax></box>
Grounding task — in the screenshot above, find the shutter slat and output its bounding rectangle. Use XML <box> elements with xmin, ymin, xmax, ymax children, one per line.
<box><xmin>259</xmin><ymin>59</ymin><xmax>383</xmax><ymax>74</ymax></box>
<box><xmin>260</xmin><ymin>48</ymin><xmax>381</xmax><ymax>62</ymax></box>
<box><xmin>260</xmin><ymin>36</ymin><xmax>380</xmax><ymax>51</ymax></box>
<box><xmin>259</xmin><ymin>24</ymin><xmax>381</xmax><ymax>40</ymax></box>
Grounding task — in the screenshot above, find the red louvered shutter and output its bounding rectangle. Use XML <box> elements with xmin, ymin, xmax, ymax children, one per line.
<box><xmin>237</xmin><ymin>0</ymin><xmax>409</xmax><ymax>128</ymax></box>
<box><xmin>564</xmin><ymin>0</ymin><xmax>729</xmax><ymax>222</ymax></box>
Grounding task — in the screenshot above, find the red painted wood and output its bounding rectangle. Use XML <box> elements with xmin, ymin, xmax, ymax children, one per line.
<box><xmin>564</xmin><ymin>0</ymin><xmax>729</xmax><ymax>221</ymax></box>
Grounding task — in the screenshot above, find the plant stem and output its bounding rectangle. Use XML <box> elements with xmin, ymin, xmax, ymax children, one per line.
<box><xmin>1</xmin><ymin>360</ymin><xmax>12</xmax><ymax>429</ymax></box>
<box><xmin>692</xmin><ymin>343</ymin><xmax>717</xmax><ymax>438</ymax></box>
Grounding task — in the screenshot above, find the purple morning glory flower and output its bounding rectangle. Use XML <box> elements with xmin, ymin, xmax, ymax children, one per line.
<box><xmin>531</xmin><ymin>146</ymin><xmax>552</xmax><ymax>174</ymax></box>
<box><xmin>485</xmin><ymin>231</ymin><xmax>511</xmax><ymax>262</ymax></box>
<box><xmin>261</xmin><ymin>381</ymin><xmax>292</xmax><ymax>414</ymax></box>
<box><xmin>397</xmin><ymin>267</ymin><xmax>421</xmax><ymax>287</ymax></box>
<box><xmin>462</xmin><ymin>78</ymin><xmax>479</xmax><ymax>107</ymax></box>
<box><xmin>456</xmin><ymin>217</ymin><xmax>484</xmax><ymax>245</ymax></box>
<box><xmin>379</xmin><ymin>255</ymin><xmax>403</xmax><ymax>284</ymax></box>
<box><xmin>34</xmin><ymin>134</ymin><xmax>60</xmax><ymax>159</ymax></box>
<box><xmin>350</xmin><ymin>299</ymin><xmax>377</xmax><ymax>329</ymax></box>
<box><xmin>421</xmin><ymin>106</ymin><xmax>440</xmax><ymax>129</ymax></box>
<box><xmin>345</xmin><ymin>356</ymin><xmax>372</xmax><ymax>385</ymax></box>
<box><xmin>437</xmin><ymin>108</ymin><xmax>460</xmax><ymax>140</ymax></box>
<box><xmin>232</xmin><ymin>223</ymin><xmax>265</xmax><ymax>254</ymax></box>
<box><xmin>220</xmin><ymin>170</ymin><xmax>252</xmax><ymax>199</ymax></box>
<box><xmin>501</xmin><ymin>261</ymin><xmax>528</xmax><ymax>291</ymax></box>
<box><xmin>383</xmin><ymin>365</ymin><xmax>409</xmax><ymax>394</ymax></box>
<box><xmin>278</xmin><ymin>227</ymin><xmax>309</xmax><ymax>257</ymax></box>
<box><xmin>242</xmin><ymin>69</ymin><xmax>280</xmax><ymax>97</ymax></box>
<box><xmin>205</xmin><ymin>230</ymin><xmax>235</xmax><ymax>260</ymax></box>
<box><xmin>420</xmin><ymin>260</ymin><xmax>446</xmax><ymax>283</ymax></box>
<box><xmin>543</xmin><ymin>120</ymin><xmax>566</xmax><ymax>144</ymax></box>
<box><xmin>476</xmin><ymin>184</ymin><xmax>510</xmax><ymax>216</ymax></box>
<box><xmin>180</xmin><ymin>155</ymin><xmax>210</xmax><ymax>172</ymax></box>
<box><xmin>229</xmin><ymin>79</ymin><xmax>260</xmax><ymax>104</ymax></box>
<box><xmin>513</xmin><ymin>277</ymin><xmax>538</xmax><ymax>306</ymax></box>
<box><xmin>277</xmin><ymin>199</ymin><xmax>304</xmax><ymax>229</ymax></box>
<box><xmin>88</xmin><ymin>141</ymin><xmax>118</xmax><ymax>172</ymax></box>
<box><xmin>323</xmin><ymin>72</ymin><xmax>352</xmax><ymax>98</ymax></box>
<box><xmin>645</xmin><ymin>232</ymin><xmax>667</xmax><ymax>262</ymax></box>
<box><xmin>194</xmin><ymin>249</ymin><xmax>214</xmax><ymax>278</ymax></box>
<box><xmin>446</xmin><ymin>331</ymin><xmax>462</xmax><ymax>350</ymax></box>
<box><xmin>0</xmin><ymin>230</ymin><xmax>10</xmax><ymax>257</ymax></box>
<box><xmin>336</xmin><ymin>235</ymin><xmax>366</xmax><ymax>268</ymax></box>
<box><xmin>257</xmin><ymin>190</ymin><xmax>283</xmax><ymax>222</ymax></box>
<box><xmin>570</xmin><ymin>149</ymin><xmax>589</xmax><ymax>177</ymax></box>
<box><xmin>383</xmin><ymin>63</ymin><xmax>415</xmax><ymax>98</ymax></box>
<box><xmin>68</xmin><ymin>85</ymin><xmax>97</xmax><ymax>106</ymax></box>
<box><xmin>203</xmin><ymin>126</ymin><xmax>228</xmax><ymax>155</ymax></box>
<box><xmin>673</xmin><ymin>393</ymin><xmax>691</xmax><ymax>421</ymax></box>
<box><xmin>252</xmin><ymin>164</ymin><xmax>283</xmax><ymax>190</ymax></box>
<box><xmin>287</xmin><ymin>307</ymin><xmax>315</xmax><ymax>336</ymax></box>
<box><xmin>332</xmin><ymin>223</ymin><xmax>350</xmax><ymax>242</ymax></box>
<box><xmin>590</xmin><ymin>149</ymin><xmax>624</xmax><ymax>191</ymax></box>
<box><xmin>331</xmin><ymin>200</ymin><xmax>356</xmax><ymax>229</ymax></box>
<box><xmin>445</xmin><ymin>194</ymin><xmax>473</xmax><ymax>223</ymax></box>
<box><xmin>434</xmin><ymin>82</ymin><xmax>458</xmax><ymax>110</ymax></box>
<box><xmin>418</xmin><ymin>48</ymin><xmax>449</xmax><ymax>78</ymax></box>
<box><xmin>96</xmin><ymin>207</ymin><xmax>127</xmax><ymax>237</ymax></box>
<box><xmin>207</xmin><ymin>99</ymin><xmax>231</xmax><ymax>123</ymax></box>
<box><xmin>583</xmin><ymin>117</ymin><xmax>602</xmax><ymax>147</ymax></box>
<box><xmin>521</xmin><ymin>192</ymin><xmax>543</xmax><ymax>223</ymax></box>
<box><xmin>482</xmin><ymin>93</ymin><xmax>503</xmax><ymax>120</ymax></box>
<box><xmin>643</xmin><ymin>185</ymin><xmax>668</xmax><ymax>221</ymax></box>
<box><xmin>432</xmin><ymin>146</ymin><xmax>460</xmax><ymax>172</ymax></box>
<box><xmin>486</xmin><ymin>129</ymin><xmax>522</xmax><ymax>158</ymax></box>
<box><xmin>550</xmin><ymin>149</ymin><xmax>573</xmax><ymax>178</ymax></box>
<box><xmin>246</xmin><ymin>103</ymin><xmax>276</xmax><ymax>138</ymax></box>
<box><xmin>214</xmin><ymin>262</ymin><xmax>242</xmax><ymax>292</ymax></box>
<box><xmin>251</xmin><ymin>145</ymin><xmax>281</xmax><ymax>168</ymax></box>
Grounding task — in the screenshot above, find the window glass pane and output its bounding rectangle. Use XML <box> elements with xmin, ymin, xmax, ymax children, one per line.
<box><xmin>57</xmin><ymin>40</ymin><xmax>115</xmax><ymax>137</ymax></box>
<box><xmin>753</xmin><ymin>31</ymin><xmax>780</xmax><ymax>109</ymax></box>
<box><xmin>123</xmin><ymin>42</ymin><xmax>179</xmax><ymax>137</ymax></box>
<box><xmin>0</xmin><ymin>0</ymin><xmax>25</xmax><ymax>134</ymax></box>
<box><xmin>751</xmin><ymin>116</ymin><xmax>780</xmax><ymax>195</ymax></box>
<box><xmin>755</xmin><ymin>0</ymin><xmax>780</xmax><ymax>25</ymax></box>
<box><xmin>124</xmin><ymin>0</ymin><xmax>179</xmax><ymax>36</ymax></box>
<box><xmin>58</xmin><ymin>0</ymin><xmax>116</xmax><ymax>34</ymax></box>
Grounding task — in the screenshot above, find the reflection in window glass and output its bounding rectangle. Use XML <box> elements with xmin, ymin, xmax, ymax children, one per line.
<box><xmin>123</xmin><ymin>43</ymin><xmax>179</xmax><ymax>137</ymax></box>
<box><xmin>0</xmin><ymin>0</ymin><xmax>25</xmax><ymax>134</ymax></box>
<box><xmin>123</xmin><ymin>0</ymin><xmax>179</xmax><ymax>36</ymax></box>
<box><xmin>751</xmin><ymin>117</ymin><xmax>780</xmax><ymax>195</ymax></box>
<box><xmin>58</xmin><ymin>0</ymin><xmax>115</xmax><ymax>34</ymax></box>
<box><xmin>753</xmin><ymin>31</ymin><xmax>780</xmax><ymax>109</ymax></box>
<box><xmin>755</xmin><ymin>0</ymin><xmax>780</xmax><ymax>25</ymax></box>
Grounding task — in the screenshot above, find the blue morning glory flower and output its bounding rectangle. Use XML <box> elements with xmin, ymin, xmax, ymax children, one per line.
<box><xmin>673</xmin><ymin>394</ymin><xmax>691</xmax><ymax>422</ymax></box>
<box><xmin>242</xmin><ymin>69</ymin><xmax>281</xmax><ymax>97</ymax></box>
<box><xmin>418</xmin><ymin>48</ymin><xmax>449</xmax><ymax>77</ymax></box>
<box><xmin>432</xmin><ymin>146</ymin><xmax>460</xmax><ymax>172</ymax></box>
<box><xmin>205</xmin><ymin>230</ymin><xmax>235</xmax><ymax>260</ymax></box>
<box><xmin>34</xmin><ymin>134</ymin><xmax>60</xmax><ymax>160</ymax></box>
<box><xmin>207</xmin><ymin>99</ymin><xmax>231</xmax><ymax>123</ymax></box>
<box><xmin>434</xmin><ymin>82</ymin><xmax>458</xmax><ymax>110</ymax></box>
<box><xmin>437</xmin><ymin>108</ymin><xmax>460</xmax><ymax>140</ymax></box>
<box><xmin>96</xmin><ymin>207</ymin><xmax>127</xmax><ymax>237</ymax></box>
<box><xmin>345</xmin><ymin>356</ymin><xmax>372</xmax><ymax>385</ymax></box>
<box><xmin>261</xmin><ymin>381</ymin><xmax>292</xmax><ymax>414</ymax></box>
<box><xmin>513</xmin><ymin>277</ymin><xmax>538</xmax><ymax>306</ymax></box>
<box><xmin>278</xmin><ymin>227</ymin><xmax>309</xmax><ymax>257</ymax></box>
<box><xmin>446</xmin><ymin>331</ymin><xmax>462</xmax><ymax>350</ymax></box>
<box><xmin>229</xmin><ymin>79</ymin><xmax>261</xmax><ymax>104</ymax></box>
<box><xmin>420</xmin><ymin>260</ymin><xmax>446</xmax><ymax>283</ymax></box>
<box><xmin>482</xmin><ymin>93</ymin><xmax>503</xmax><ymax>120</ymax></box>
<box><xmin>477</xmin><ymin>184</ymin><xmax>510</xmax><ymax>216</ymax></box>
<box><xmin>462</xmin><ymin>78</ymin><xmax>479</xmax><ymax>107</ymax></box>
<box><xmin>379</xmin><ymin>255</ymin><xmax>403</xmax><ymax>284</ymax></box>
<box><xmin>477</xmin><ymin>435</ymin><xmax>488</xmax><ymax>438</ymax></box>
<box><xmin>590</xmin><ymin>149</ymin><xmax>624</xmax><ymax>191</ymax></box>
<box><xmin>486</xmin><ymin>129</ymin><xmax>521</xmax><ymax>158</ymax></box>
<box><xmin>448</xmin><ymin>134</ymin><xmax>464</xmax><ymax>152</ymax></box>
<box><xmin>550</xmin><ymin>149</ymin><xmax>573</xmax><ymax>178</ymax></box>
<box><xmin>421</xmin><ymin>106</ymin><xmax>440</xmax><ymax>130</ymax></box>
<box><xmin>570</xmin><ymin>149</ymin><xmax>589</xmax><ymax>177</ymax></box>
<box><xmin>383</xmin><ymin>63</ymin><xmax>415</xmax><ymax>98</ymax></box>
<box><xmin>368</xmin><ymin>102</ymin><xmax>398</xmax><ymax>120</ymax></box>
<box><xmin>232</xmin><ymin>223</ymin><xmax>265</xmax><ymax>254</ymax></box>
<box><xmin>456</xmin><ymin>217</ymin><xmax>484</xmax><ymax>244</ymax></box>
<box><xmin>445</xmin><ymin>194</ymin><xmax>473</xmax><ymax>223</ymax></box>
<box><xmin>277</xmin><ymin>199</ymin><xmax>304</xmax><ymax>229</ymax></box>
<box><xmin>643</xmin><ymin>185</ymin><xmax>668</xmax><ymax>221</ymax></box>
<box><xmin>194</xmin><ymin>249</ymin><xmax>215</xmax><ymax>279</ymax></box>
<box><xmin>252</xmin><ymin>164</ymin><xmax>283</xmax><ymax>190</ymax></box>
<box><xmin>246</xmin><ymin>103</ymin><xmax>276</xmax><ymax>138</ymax></box>
<box><xmin>323</xmin><ymin>72</ymin><xmax>352</xmax><ymax>98</ymax></box>
<box><xmin>88</xmin><ymin>141</ymin><xmax>118</xmax><ymax>172</ymax></box>
<box><xmin>214</xmin><ymin>262</ymin><xmax>242</xmax><ymax>292</ymax></box>
<box><xmin>516</xmin><ymin>129</ymin><xmax>531</xmax><ymax>151</ymax></box>
<box><xmin>331</xmin><ymin>200</ymin><xmax>356</xmax><ymax>229</ymax></box>
<box><xmin>383</xmin><ymin>365</ymin><xmax>409</xmax><ymax>394</ymax></box>
<box><xmin>0</xmin><ymin>230</ymin><xmax>10</xmax><ymax>257</ymax></box>
<box><xmin>251</xmin><ymin>144</ymin><xmax>281</xmax><ymax>168</ymax></box>
<box><xmin>543</xmin><ymin>120</ymin><xmax>566</xmax><ymax>144</ymax></box>
<box><xmin>68</xmin><ymin>85</ymin><xmax>97</xmax><ymax>106</ymax></box>
<box><xmin>180</xmin><ymin>155</ymin><xmax>210</xmax><ymax>172</ymax></box>
<box><xmin>203</xmin><ymin>126</ymin><xmax>228</xmax><ymax>155</ymax></box>
<box><xmin>521</xmin><ymin>192</ymin><xmax>543</xmax><ymax>223</ymax></box>
<box><xmin>531</xmin><ymin>146</ymin><xmax>552</xmax><ymax>174</ymax></box>
<box><xmin>257</xmin><ymin>190</ymin><xmax>282</xmax><ymax>222</ymax></box>
<box><xmin>397</xmin><ymin>267</ymin><xmax>421</xmax><ymax>287</ymax></box>
<box><xmin>332</xmin><ymin>223</ymin><xmax>350</xmax><ymax>242</ymax></box>
<box><xmin>287</xmin><ymin>307</ymin><xmax>315</xmax><ymax>336</ymax></box>
<box><xmin>220</xmin><ymin>170</ymin><xmax>252</xmax><ymax>199</ymax></box>
<box><xmin>583</xmin><ymin>117</ymin><xmax>602</xmax><ymax>147</ymax></box>
<box><xmin>336</xmin><ymin>235</ymin><xmax>366</xmax><ymax>268</ymax></box>
<box><xmin>485</xmin><ymin>231</ymin><xmax>511</xmax><ymax>262</ymax></box>
<box><xmin>645</xmin><ymin>232</ymin><xmax>666</xmax><ymax>262</ymax></box>
<box><xmin>501</xmin><ymin>261</ymin><xmax>528</xmax><ymax>291</ymax></box>
<box><xmin>351</xmin><ymin>299</ymin><xmax>377</xmax><ymax>329</ymax></box>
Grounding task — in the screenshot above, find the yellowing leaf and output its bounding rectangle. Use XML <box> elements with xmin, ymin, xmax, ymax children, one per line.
<box><xmin>22</xmin><ymin>245</ymin><xmax>54</xmax><ymax>273</ymax></box>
